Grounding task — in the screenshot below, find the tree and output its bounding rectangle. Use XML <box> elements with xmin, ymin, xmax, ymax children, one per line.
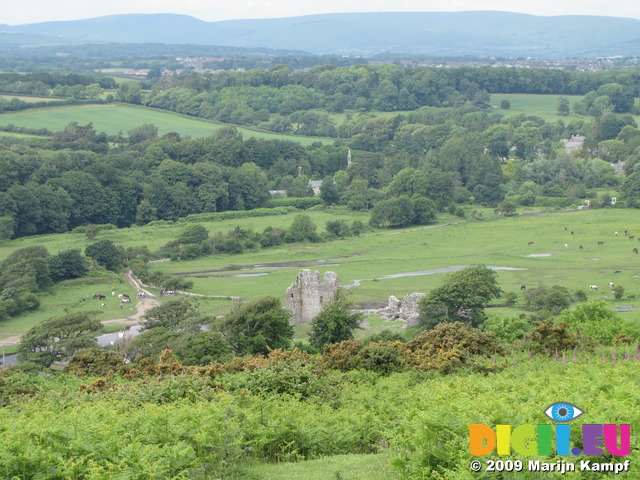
<box><xmin>523</xmin><ymin>285</ymin><xmax>572</xmax><ymax>315</ymax></box>
<box><xmin>47</xmin><ymin>249</ymin><xmax>87</xmax><ymax>281</ymax></box>
<box><xmin>595</xmin><ymin>83</ymin><xmax>635</xmax><ymax>113</ymax></box>
<box><xmin>319</xmin><ymin>177</ymin><xmax>340</xmax><ymax>205</ymax></box>
<box><xmin>418</xmin><ymin>265</ymin><xmax>502</xmax><ymax>329</ymax></box>
<box><xmin>7</xmin><ymin>184</ymin><xmax>41</xmax><ymax>237</ymax></box>
<box><xmin>142</xmin><ymin>297</ymin><xmax>201</xmax><ymax>331</ymax></box>
<box><xmin>128</xmin><ymin>123</ymin><xmax>158</xmax><ymax>145</ymax></box>
<box><xmin>369</xmin><ymin>196</ymin><xmax>414</xmax><ymax>228</ymax></box>
<box><xmin>284</xmin><ymin>214</ymin><xmax>320</xmax><ymax>243</ymax></box>
<box><xmin>557</xmin><ymin>96</ymin><xmax>570</xmax><ymax>116</ymax></box>
<box><xmin>621</xmin><ymin>171</ymin><xmax>640</xmax><ymax>207</ymax></box>
<box><xmin>85</xmin><ymin>239</ymin><xmax>126</xmax><ymax>271</ymax></box>
<box><xmin>495</xmin><ymin>199</ymin><xmax>518</xmax><ymax>216</ymax></box>
<box><xmin>0</xmin><ymin>216</ymin><xmax>13</xmax><ymax>241</ymax></box>
<box><xmin>219</xmin><ymin>296</ymin><xmax>293</xmax><ymax>355</ymax></box>
<box><xmin>227</xmin><ymin>162</ymin><xmax>270</xmax><ymax>210</ymax></box>
<box><xmin>177</xmin><ymin>224</ymin><xmax>209</xmax><ymax>245</ymax></box>
<box><xmin>18</xmin><ymin>311</ymin><xmax>104</xmax><ymax>367</ymax></box>
<box><xmin>85</xmin><ymin>224</ymin><xmax>101</xmax><ymax>240</ymax></box>
<box><xmin>556</xmin><ymin>301</ymin><xmax>632</xmax><ymax>345</ymax></box>
<box><xmin>287</xmin><ymin>175</ymin><xmax>314</xmax><ymax>198</ymax></box>
<box><xmin>500</xmin><ymin>99</ymin><xmax>511</xmax><ymax>110</ymax></box>
<box><xmin>309</xmin><ymin>290</ymin><xmax>363</xmax><ymax>350</ymax></box>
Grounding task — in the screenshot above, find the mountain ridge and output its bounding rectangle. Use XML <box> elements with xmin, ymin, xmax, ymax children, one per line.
<box><xmin>3</xmin><ymin>11</ymin><xmax>640</xmax><ymax>57</ymax></box>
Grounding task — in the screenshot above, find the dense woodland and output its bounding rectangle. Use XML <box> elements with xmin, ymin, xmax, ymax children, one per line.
<box><xmin>3</xmin><ymin>65</ymin><xmax>640</xmax><ymax>242</ymax></box>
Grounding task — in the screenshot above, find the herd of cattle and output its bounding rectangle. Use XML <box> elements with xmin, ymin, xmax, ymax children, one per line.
<box><xmin>92</xmin><ymin>291</ymin><xmax>148</xmax><ymax>308</ymax></box>
<box><xmin>527</xmin><ymin>228</ymin><xmax>638</xmax><ymax>293</ymax></box>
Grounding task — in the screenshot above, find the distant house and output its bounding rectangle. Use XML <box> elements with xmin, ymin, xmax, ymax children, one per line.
<box><xmin>561</xmin><ymin>135</ymin><xmax>585</xmax><ymax>152</ymax></box>
<box><xmin>308</xmin><ymin>180</ymin><xmax>324</xmax><ymax>196</ymax></box>
<box><xmin>269</xmin><ymin>190</ymin><xmax>287</xmax><ymax>198</ymax></box>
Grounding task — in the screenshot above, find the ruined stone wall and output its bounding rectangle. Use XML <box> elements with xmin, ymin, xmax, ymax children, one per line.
<box><xmin>284</xmin><ymin>269</ymin><xmax>340</xmax><ymax>325</ymax></box>
<box><xmin>375</xmin><ymin>293</ymin><xmax>426</xmax><ymax>327</ymax></box>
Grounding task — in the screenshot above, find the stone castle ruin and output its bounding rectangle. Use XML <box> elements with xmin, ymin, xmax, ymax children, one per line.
<box><xmin>373</xmin><ymin>293</ymin><xmax>426</xmax><ymax>327</ymax></box>
<box><xmin>285</xmin><ymin>269</ymin><xmax>340</xmax><ymax>325</ymax></box>
<box><xmin>284</xmin><ymin>269</ymin><xmax>425</xmax><ymax>328</ymax></box>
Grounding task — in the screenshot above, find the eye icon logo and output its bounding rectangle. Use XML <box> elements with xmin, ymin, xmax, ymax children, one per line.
<box><xmin>544</xmin><ymin>402</ymin><xmax>584</xmax><ymax>422</ymax></box>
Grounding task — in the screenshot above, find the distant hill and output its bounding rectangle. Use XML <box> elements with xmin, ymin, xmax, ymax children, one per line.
<box><xmin>3</xmin><ymin>11</ymin><xmax>640</xmax><ymax>57</ymax></box>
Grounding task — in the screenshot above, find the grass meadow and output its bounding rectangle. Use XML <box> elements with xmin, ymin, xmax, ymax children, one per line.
<box><xmin>146</xmin><ymin>208</ymin><xmax>640</xmax><ymax>318</ymax></box>
<box><xmin>490</xmin><ymin>93</ymin><xmax>584</xmax><ymax>122</ymax></box>
<box><xmin>2</xmin><ymin>207</ymin><xmax>640</xmax><ymax>342</ymax></box>
<box><xmin>0</xmin><ymin>103</ymin><xmax>327</xmax><ymax>145</ymax></box>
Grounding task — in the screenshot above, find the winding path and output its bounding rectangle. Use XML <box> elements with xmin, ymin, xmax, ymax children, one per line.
<box><xmin>96</xmin><ymin>270</ymin><xmax>161</xmax><ymax>327</ymax></box>
<box><xmin>0</xmin><ymin>271</ymin><xmax>160</xmax><ymax>346</ymax></box>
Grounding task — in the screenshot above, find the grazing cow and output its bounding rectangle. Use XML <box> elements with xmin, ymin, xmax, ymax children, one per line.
<box><xmin>118</xmin><ymin>294</ymin><xmax>123</xmax><ymax>298</ymax></box>
<box><xmin>615</xmin><ymin>232</ymin><xmax>618</xmax><ymax>236</ymax></box>
<box><xmin>528</xmin><ymin>241</ymin><xmax>535</xmax><ymax>245</ymax></box>
<box><xmin>630</xmin><ymin>236</ymin><xmax>635</xmax><ymax>240</ymax></box>
<box><xmin>122</xmin><ymin>294</ymin><xmax>130</xmax><ymax>299</ymax></box>
<box><xmin>597</xmin><ymin>241</ymin><xmax>604</xmax><ymax>246</ymax></box>
<box><xmin>121</xmin><ymin>298</ymin><xmax>131</xmax><ymax>303</ymax></box>
<box><xmin>634</xmin><ymin>248</ymin><xmax>639</xmax><ymax>255</ymax></box>
<box><xmin>579</xmin><ymin>245</ymin><xmax>584</xmax><ymax>250</ymax></box>
<box><xmin>589</xmin><ymin>285</ymin><xmax>598</xmax><ymax>291</ymax></box>
<box><xmin>625</xmin><ymin>230</ymin><xmax>629</xmax><ymax>236</ymax></box>
<box><xmin>571</xmin><ymin>231</ymin><xmax>574</xmax><ymax>235</ymax></box>
<box><xmin>111</xmin><ymin>291</ymin><xmax>115</xmax><ymax>297</ymax></box>
<box><xmin>520</xmin><ymin>285</ymin><xmax>526</xmax><ymax>290</ymax></box>
<box><xmin>101</xmin><ymin>303</ymin><xmax>106</xmax><ymax>307</ymax></box>
<box><xmin>564</xmin><ymin>244</ymin><xmax>568</xmax><ymax>249</ymax></box>
<box><xmin>608</xmin><ymin>282</ymin><xmax>615</xmax><ymax>287</ymax></box>
<box><xmin>93</xmin><ymin>294</ymin><xmax>106</xmax><ymax>300</ymax></box>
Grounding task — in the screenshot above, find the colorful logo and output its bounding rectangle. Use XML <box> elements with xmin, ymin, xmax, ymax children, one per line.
<box><xmin>469</xmin><ymin>403</ymin><xmax>631</xmax><ymax>457</ymax></box>
<box><xmin>543</xmin><ymin>402</ymin><xmax>583</xmax><ymax>422</ymax></box>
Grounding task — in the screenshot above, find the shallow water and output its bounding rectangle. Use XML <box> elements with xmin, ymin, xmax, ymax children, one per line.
<box><xmin>344</xmin><ymin>265</ymin><xmax>527</xmax><ymax>288</ymax></box>
<box><xmin>97</xmin><ymin>325</ymin><xmax>143</xmax><ymax>346</ymax></box>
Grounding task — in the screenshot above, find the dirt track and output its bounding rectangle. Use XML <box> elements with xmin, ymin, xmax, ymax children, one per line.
<box><xmin>0</xmin><ymin>271</ymin><xmax>159</xmax><ymax>346</ymax></box>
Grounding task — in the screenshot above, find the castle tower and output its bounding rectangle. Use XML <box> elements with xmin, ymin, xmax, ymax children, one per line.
<box><xmin>284</xmin><ymin>269</ymin><xmax>340</xmax><ymax>325</ymax></box>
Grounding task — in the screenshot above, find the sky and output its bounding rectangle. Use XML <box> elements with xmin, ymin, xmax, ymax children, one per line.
<box><xmin>2</xmin><ymin>0</ymin><xmax>640</xmax><ymax>26</ymax></box>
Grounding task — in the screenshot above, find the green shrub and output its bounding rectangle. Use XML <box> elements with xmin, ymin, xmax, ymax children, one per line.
<box><xmin>404</xmin><ymin>322</ymin><xmax>501</xmax><ymax>373</ymax></box>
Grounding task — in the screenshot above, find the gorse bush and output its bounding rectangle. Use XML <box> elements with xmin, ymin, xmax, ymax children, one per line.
<box><xmin>403</xmin><ymin>322</ymin><xmax>502</xmax><ymax>373</ymax></box>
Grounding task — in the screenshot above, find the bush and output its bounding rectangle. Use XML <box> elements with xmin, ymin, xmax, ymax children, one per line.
<box><xmin>181</xmin><ymin>206</ymin><xmax>297</xmax><ymax>223</ymax></box>
<box><xmin>66</xmin><ymin>348</ymin><xmax>126</xmax><ymax>376</ymax></box>
<box><xmin>321</xmin><ymin>340</ymin><xmax>364</xmax><ymax>370</ymax></box>
<box><xmin>556</xmin><ymin>301</ymin><xmax>638</xmax><ymax>345</ymax></box>
<box><xmin>356</xmin><ymin>342</ymin><xmax>404</xmax><ymax>374</ymax></box>
<box><xmin>403</xmin><ymin>322</ymin><xmax>501</xmax><ymax>373</ymax></box>
<box><xmin>482</xmin><ymin>315</ymin><xmax>533</xmax><ymax>343</ymax></box>
<box><xmin>265</xmin><ymin>197</ymin><xmax>323</xmax><ymax>209</ymax></box>
<box><xmin>522</xmin><ymin>318</ymin><xmax>586</xmax><ymax>355</ymax></box>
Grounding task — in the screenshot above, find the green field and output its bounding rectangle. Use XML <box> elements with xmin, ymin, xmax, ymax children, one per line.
<box><xmin>0</xmin><ymin>94</ymin><xmax>601</xmax><ymax>144</ymax></box>
<box><xmin>490</xmin><ymin>93</ymin><xmax>584</xmax><ymax>121</ymax></box>
<box><xmin>2</xmin><ymin>207</ymin><xmax>640</xmax><ymax>342</ymax></box>
<box><xmin>142</xmin><ymin>208</ymin><xmax>640</xmax><ymax>317</ymax></box>
<box><xmin>0</xmin><ymin>103</ymin><xmax>328</xmax><ymax>145</ymax></box>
